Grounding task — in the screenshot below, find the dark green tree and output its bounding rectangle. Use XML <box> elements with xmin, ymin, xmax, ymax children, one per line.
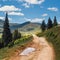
<box><xmin>2</xmin><ymin>13</ymin><xmax>12</xmax><ymax>46</ymax></box>
<box><xmin>41</xmin><ymin>20</ymin><xmax>46</xmax><ymax>32</ymax></box>
<box><xmin>47</xmin><ymin>17</ymin><xmax>53</xmax><ymax>29</ymax></box>
<box><xmin>53</xmin><ymin>16</ymin><xmax>58</xmax><ymax>26</ymax></box>
<box><xmin>13</xmin><ymin>29</ymin><xmax>21</xmax><ymax>40</ymax></box>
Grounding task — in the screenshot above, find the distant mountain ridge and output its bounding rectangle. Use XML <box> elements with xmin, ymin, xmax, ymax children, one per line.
<box><xmin>0</xmin><ymin>19</ymin><xmax>19</xmax><ymax>27</ymax></box>
<box><xmin>0</xmin><ymin>19</ymin><xmax>41</xmax><ymax>33</ymax></box>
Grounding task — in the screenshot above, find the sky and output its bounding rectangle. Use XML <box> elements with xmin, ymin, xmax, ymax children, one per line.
<box><xmin>0</xmin><ymin>0</ymin><xmax>60</xmax><ymax>24</ymax></box>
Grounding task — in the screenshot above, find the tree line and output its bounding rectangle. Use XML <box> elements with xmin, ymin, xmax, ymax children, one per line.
<box><xmin>41</xmin><ymin>16</ymin><xmax>58</xmax><ymax>32</ymax></box>
<box><xmin>0</xmin><ymin>13</ymin><xmax>21</xmax><ymax>48</ymax></box>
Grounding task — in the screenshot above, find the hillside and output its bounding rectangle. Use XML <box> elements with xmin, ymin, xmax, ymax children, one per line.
<box><xmin>37</xmin><ymin>26</ymin><xmax>60</xmax><ymax>60</ymax></box>
<box><xmin>18</xmin><ymin>22</ymin><xmax>41</xmax><ymax>32</ymax></box>
<box><xmin>0</xmin><ymin>19</ymin><xmax>19</xmax><ymax>28</ymax></box>
<box><xmin>0</xmin><ymin>20</ymin><xmax>41</xmax><ymax>33</ymax></box>
<box><xmin>0</xmin><ymin>19</ymin><xmax>19</xmax><ymax>33</ymax></box>
<box><xmin>0</xmin><ymin>35</ymin><xmax>33</xmax><ymax>60</ymax></box>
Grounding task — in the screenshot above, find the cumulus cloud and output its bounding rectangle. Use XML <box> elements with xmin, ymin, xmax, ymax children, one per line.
<box><xmin>20</xmin><ymin>0</ymin><xmax>45</xmax><ymax>8</ymax></box>
<box><xmin>8</xmin><ymin>17</ymin><xmax>12</xmax><ymax>20</ymax></box>
<box><xmin>0</xmin><ymin>5</ymin><xmax>21</xmax><ymax>12</ymax></box>
<box><xmin>48</xmin><ymin>7</ymin><xmax>58</xmax><ymax>11</ymax></box>
<box><xmin>0</xmin><ymin>16</ymin><xmax>12</xmax><ymax>20</ymax></box>
<box><xmin>42</xmin><ymin>13</ymin><xmax>48</xmax><ymax>17</ymax></box>
<box><xmin>8</xmin><ymin>12</ymin><xmax>24</xmax><ymax>16</ymax></box>
<box><xmin>25</xmin><ymin>18</ymin><xmax>45</xmax><ymax>23</ymax></box>
<box><xmin>0</xmin><ymin>17</ymin><xmax>4</xmax><ymax>20</ymax></box>
<box><xmin>20</xmin><ymin>0</ymin><xmax>45</xmax><ymax>4</ymax></box>
<box><xmin>2</xmin><ymin>0</ymin><xmax>45</xmax><ymax>4</ymax></box>
<box><xmin>0</xmin><ymin>5</ymin><xmax>24</xmax><ymax>16</ymax></box>
<box><xmin>58</xmin><ymin>22</ymin><xmax>60</xmax><ymax>24</ymax></box>
<box><xmin>22</xmin><ymin>3</ymin><xmax>30</xmax><ymax>8</ymax></box>
<box><xmin>2</xmin><ymin>0</ymin><xmax>45</xmax><ymax>8</ymax></box>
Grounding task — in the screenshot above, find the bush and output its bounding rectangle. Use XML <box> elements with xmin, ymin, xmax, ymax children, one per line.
<box><xmin>14</xmin><ymin>35</ymin><xmax>33</xmax><ymax>45</ymax></box>
<box><xmin>0</xmin><ymin>38</ymin><xmax>4</xmax><ymax>48</ymax></box>
<box><xmin>13</xmin><ymin>29</ymin><xmax>21</xmax><ymax>40</ymax></box>
<box><xmin>8</xmin><ymin>42</ymin><xmax>14</xmax><ymax>48</ymax></box>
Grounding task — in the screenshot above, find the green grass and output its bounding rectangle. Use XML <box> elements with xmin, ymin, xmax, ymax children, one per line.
<box><xmin>20</xmin><ymin>28</ymin><xmax>41</xmax><ymax>36</ymax></box>
<box><xmin>14</xmin><ymin>35</ymin><xmax>33</xmax><ymax>45</ymax></box>
<box><xmin>37</xmin><ymin>26</ymin><xmax>60</xmax><ymax>60</ymax></box>
<box><xmin>0</xmin><ymin>34</ymin><xmax>2</xmax><ymax>38</ymax></box>
<box><xmin>0</xmin><ymin>35</ymin><xmax>33</xmax><ymax>60</ymax></box>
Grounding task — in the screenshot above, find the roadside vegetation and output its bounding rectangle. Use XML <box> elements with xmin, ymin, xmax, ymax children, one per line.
<box><xmin>37</xmin><ymin>16</ymin><xmax>60</xmax><ymax>60</ymax></box>
<box><xmin>37</xmin><ymin>26</ymin><xmax>60</xmax><ymax>60</ymax></box>
<box><xmin>0</xmin><ymin>34</ymin><xmax>33</xmax><ymax>60</ymax></box>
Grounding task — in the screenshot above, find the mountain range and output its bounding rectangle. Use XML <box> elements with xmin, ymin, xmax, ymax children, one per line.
<box><xmin>0</xmin><ymin>19</ymin><xmax>41</xmax><ymax>33</ymax></box>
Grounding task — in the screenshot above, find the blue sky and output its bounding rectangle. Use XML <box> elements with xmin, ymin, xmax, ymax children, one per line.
<box><xmin>0</xmin><ymin>0</ymin><xmax>60</xmax><ymax>24</ymax></box>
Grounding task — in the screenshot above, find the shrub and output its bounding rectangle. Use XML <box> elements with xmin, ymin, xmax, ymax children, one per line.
<box><xmin>13</xmin><ymin>29</ymin><xmax>21</xmax><ymax>40</ymax></box>
<box><xmin>14</xmin><ymin>35</ymin><xmax>33</xmax><ymax>45</ymax></box>
<box><xmin>8</xmin><ymin>42</ymin><xmax>14</xmax><ymax>48</ymax></box>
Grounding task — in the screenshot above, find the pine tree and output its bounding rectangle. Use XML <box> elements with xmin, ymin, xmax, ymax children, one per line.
<box><xmin>47</xmin><ymin>17</ymin><xmax>53</xmax><ymax>29</ymax></box>
<box><xmin>2</xmin><ymin>13</ymin><xmax>12</xmax><ymax>46</ymax></box>
<box><xmin>13</xmin><ymin>29</ymin><xmax>21</xmax><ymax>40</ymax></box>
<box><xmin>53</xmin><ymin>16</ymin><xmax>58</xmax><ymax>26</ymax></box>
<box><xmin>41</xmin><ymin>20</ymin><xmax>46</xmax><ymax>32</ymax></box>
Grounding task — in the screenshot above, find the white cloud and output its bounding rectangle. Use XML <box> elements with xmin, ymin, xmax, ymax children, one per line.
<box><xmin>8</xmin><ymin>18</ymin><xmax>12</xmax><ymax>20</ymax></box>
<box><xmin>48</xmin><ymin>7</ymin><xmax>58</xmax><ymax>11</ymax></box>
<box><xmin>0</xmin><ymin>5</ymin><xmax>21</xmax><ymax>12</ymax></box>
<box><xmin>2</xmin><ymin>0</ymin><xmax>45</xmax><ymax>8</ymax></box>
<box><xmin>0</xmin><ymin>17</ymin><xmax>4</xmax><ymax>20</ymax></box>
<box><xmin>58</xmin><ymin>22</ymin><xmax>60</xmax><ymax>24</ymax></box>
<box><xmin>2</xmin><ymin>0</ymin><xmax>45</xmax><ymax>4</ymax></box>
<box><xmin>25</xmin><ymin>18</ymin><xmax>45</xmax><ymax>23</ymax></box>
<box><xmin>8</xmin><ymin>12</ymin><xmax>24</xmax><ymax>16</ymax></box>
<box><xmin>20</xmin><ymin>0</ymin><xmax>45</xmax><ymax>8</ymax></box>
<box><xmin>20</xmin><ymin>0</ymin><xmax>45</xmax><ymax>4</ymax></box>
<box><xmin>31</xmin><ymin>18</ymin><xmax>45</xmax><ymax>22</ymax></box>
<box><xmin>42</xmin><ymin>13</ymin><xmax>48</xmax><ymax>17</ymax></box>
<box><xmin>0</xmin><ymin>16</ymin><xmax>12</xmax><ymax>20</ymax></box>
<box><xmin>22</xmin><ymin>3</ymin><xmax>30</xmax><ymax>8</ymax></box>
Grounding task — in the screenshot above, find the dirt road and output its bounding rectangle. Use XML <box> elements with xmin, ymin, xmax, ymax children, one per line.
<box><xmin>10</xmin><ymin>35</ymin><xmax>55</xmax><ymax>60</ymax></box>
<box><xmin>32</xmin><ymin>34</ymin><xmax>55</xmax><ymax>60</ymax></box>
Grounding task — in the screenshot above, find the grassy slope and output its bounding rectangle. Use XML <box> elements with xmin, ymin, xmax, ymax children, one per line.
<box><xmin>0</xmin><ymin>35</ymin><xmax>33</xmax><ymax>60</ymax></box>
<box><xmin>37</xmin><ymin>26</ymin><xmax>60</xmax><ymax>60</ymax></box>
<box><xmin>18</xmin><ymin>22</ymin><xmax>41</xmax><ymax>34</ymax></box>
